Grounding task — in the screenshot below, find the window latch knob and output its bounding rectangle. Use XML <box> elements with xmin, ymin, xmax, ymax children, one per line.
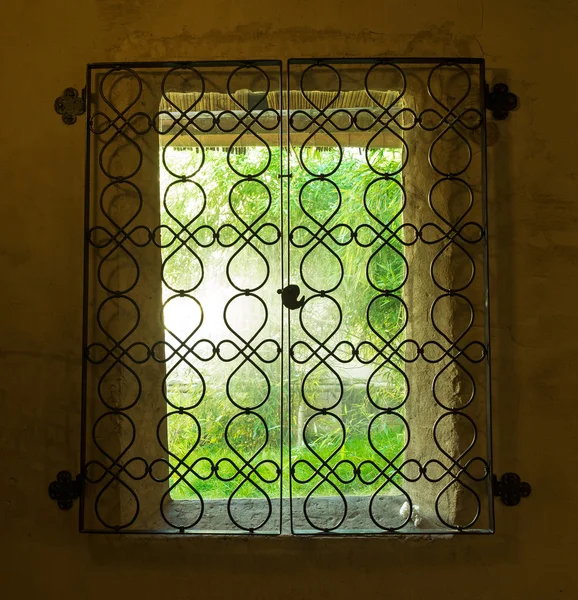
<box><xmin>278</xmin><ymin>285</ymin><xmax>305</xmax><ymax>310</ymax></box>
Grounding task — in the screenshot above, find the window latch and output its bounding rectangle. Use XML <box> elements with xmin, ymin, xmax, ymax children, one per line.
<box><xmin>278</xmin><ymin>285</ymin><xmax>305</xmax><ymax>310</ymax></box>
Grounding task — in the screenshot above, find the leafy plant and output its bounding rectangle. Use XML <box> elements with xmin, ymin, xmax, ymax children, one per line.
<box><xmin>160</xmin><ymin>140</ymin><xmax>407</xmax><ymax>500</ymax></box>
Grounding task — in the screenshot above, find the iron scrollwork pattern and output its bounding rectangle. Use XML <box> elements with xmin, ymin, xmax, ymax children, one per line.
<box><xmin>287</xmin><ymin>59</ymin><xmax>491</xmax><ymax>534</ymax></box>
<box><xmin>83</xmin><ymin>61</ymin><xmax>283</xmax><ymax>533</ymax></box>
<box><xmin>81</xmin><ymin>59</ymin><xmax>492</xmax><ymax>534</ymax></box>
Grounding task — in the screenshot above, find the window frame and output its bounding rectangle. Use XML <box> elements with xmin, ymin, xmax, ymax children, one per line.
<box><xmin>80</xmin><ymin>58</ymin><xmax>493</xmax><ymax>535</ymax></box>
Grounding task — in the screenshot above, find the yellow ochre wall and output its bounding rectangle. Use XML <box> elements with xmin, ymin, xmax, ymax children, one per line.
<box><xmin>1</xmin><ymin>1</ymin><xmax>576</xmax><ymax>597</ymax></box>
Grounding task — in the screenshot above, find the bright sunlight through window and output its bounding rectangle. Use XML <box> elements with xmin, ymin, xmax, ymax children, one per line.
<box><xmin>160</xmin><ymin>143</ymin><xmax>405</xmax><ymax>501</ymax></box>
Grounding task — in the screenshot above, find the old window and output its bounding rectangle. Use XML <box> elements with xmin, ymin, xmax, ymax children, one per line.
<box><xmin>83</xmin><ymin>59</ymin><xmax>492</xmax><ymax>534</ymax></box>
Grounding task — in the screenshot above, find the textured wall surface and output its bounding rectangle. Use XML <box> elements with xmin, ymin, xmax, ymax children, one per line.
<box><xmin>1</xmin><ymin>1</ymin><xmax>577</xmax><ymax>597</ymax></box>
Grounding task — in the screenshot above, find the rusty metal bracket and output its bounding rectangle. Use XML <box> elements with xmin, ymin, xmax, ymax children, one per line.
<box><xmin>485</xmin><ymin>83</ymin><xmax>518</xmax><ymax>120</ymax></box>
<box><xmin>49</xmin><ymin>471</ymin><xmax>82</xmax><ymax>510</ymax></box>
<box><xmin>54</xmin><ymin>87</ymin><xmax>86</xmax><ymax>125</ymax></box>
<box><xmin>493</xmin><ymin>472</ymin><xmax>531</xmax><ymax>506</ymax></box>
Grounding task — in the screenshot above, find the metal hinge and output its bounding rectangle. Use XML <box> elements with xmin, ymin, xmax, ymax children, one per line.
<box><xmin>485</xmin><ymin>83</ymin><xmax>518</xmax><ymax>120</ymax></box>
<box><xmin>48</xmin><ymin>471</ymin><xmax>82</xmax><ymax>510</ymax></box>
<box><xmin>54</xmin><ymin>87</ymin><xmax>86</xmax><ymax>125</ymax></box>
<box><xmin>493</xmin><ymin>472</ymin><xmax>531</xmax><ymax>506</ymax></box>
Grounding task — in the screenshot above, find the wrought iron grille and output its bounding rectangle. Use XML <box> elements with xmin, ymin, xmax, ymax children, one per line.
<box><xmin>81</xmin><ymin>59</ymin><xmax>492</xmax><ymax>535</ymax></box>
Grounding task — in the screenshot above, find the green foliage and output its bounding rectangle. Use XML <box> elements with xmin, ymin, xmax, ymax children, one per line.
<box><xmin>160</xmin><ymin>141</ymin><xmax>406</xmax><ymax>500</ymax></box>
<box><xmin>169</xmin><ymin>423</ymin><xmax>405</xmax><ymax>500</ymax></box>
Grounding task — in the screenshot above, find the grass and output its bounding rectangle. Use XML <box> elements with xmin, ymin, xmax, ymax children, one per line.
<box><xmin>168</xmin><ymin>426</ymin><xmax>406</xmax><ymax>501</ymax></box>
<box><xmin>160</xmin><ymin>143</ymin><xmax>407</xmax><ymax>503</ymax></box>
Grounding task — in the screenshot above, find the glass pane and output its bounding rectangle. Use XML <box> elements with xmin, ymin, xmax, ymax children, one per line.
<box><xmin>158</xmin><ymin>66</ymin><xmax>283</xmax><ymax>533</ymax></box>
<box><xmin>287</xmin><ymin>59</ymin><xmax>490</xmax><ymax>534</ymax></box>
<box><xmin>84</xmin><ymin>62</ymin><xmax>283</xmax><ymax>534</ymax></box>
<box><xmin>82</xmin><ymin>60</ymin><xmax>490</xmax><ymax>535</ymax></box>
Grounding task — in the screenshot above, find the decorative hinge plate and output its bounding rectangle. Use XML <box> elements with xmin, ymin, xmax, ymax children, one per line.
<box><xmin>485</xmin><ymin>83</ymin><xmax>518</xmax><ymax>120</ymax></box>
<box><xmin>49</xmin><ymin>471</ymin><xmax>82</xmax><ymax>510</ymax></box>
<box><xmin>54</xmin><ymin>87</ymin><xmax>86</xmax><ymax>125</ymax></box>
<box><xmin>493</xmin><ymin>472</ymin><xmax>531</xmax><ymax>506</ymax></box>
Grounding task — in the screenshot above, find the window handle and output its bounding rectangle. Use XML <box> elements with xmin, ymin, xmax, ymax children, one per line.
<box><xmin>278</xmin><ymin>285</ymin><xmax>305</xmax><ymax>310</ymax></box>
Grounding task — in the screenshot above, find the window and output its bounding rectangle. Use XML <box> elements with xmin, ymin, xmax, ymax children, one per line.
<box><xmin>83</xmin><ymin>59</ymin><xmax>492</xmax><ymax>534</ymax></box>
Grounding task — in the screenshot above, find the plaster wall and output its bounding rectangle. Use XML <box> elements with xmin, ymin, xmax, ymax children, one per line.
<box><xmin>1</xmin><ymin>1</ymin><xmax>577</xmax><ymax>597</ymax></box>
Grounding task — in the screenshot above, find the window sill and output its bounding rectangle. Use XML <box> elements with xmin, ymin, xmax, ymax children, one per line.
<box><xmin>163</xmin><ymin>494</ymin><xmax>441</xmax><ymax>535</ymax></box>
